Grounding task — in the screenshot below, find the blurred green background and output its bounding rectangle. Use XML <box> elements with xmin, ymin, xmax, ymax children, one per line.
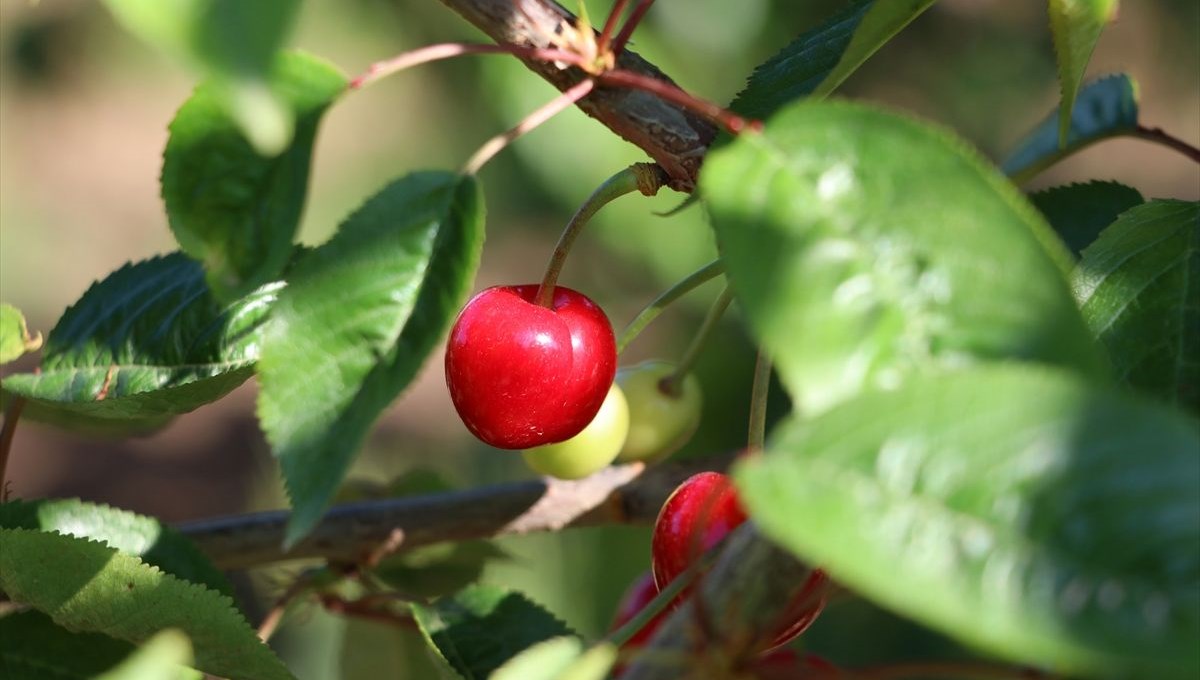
<box><xmin>0</xmin><ymin>1</ymin><xmax>1196</xmax><ymax>677</ymax></box>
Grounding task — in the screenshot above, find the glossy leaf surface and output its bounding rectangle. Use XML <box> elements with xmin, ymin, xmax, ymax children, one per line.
<box><xmin>736</xmin><ymin>366</ymin><xmax>1199</xmax><ymax>678</ymax></box>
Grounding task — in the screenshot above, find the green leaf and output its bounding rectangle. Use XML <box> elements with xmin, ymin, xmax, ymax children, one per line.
<box><xmin>162</xmin><ymin>51</ymin><xmax>346</xmax><ymax>302</ymax></box>
<box><xmin>96</xmin><ymin>630</ymin><xmax>200</xmax><ymax>680</ymax></box>
<box><xmin>736</xmin><ymin>365</ymin><xmax>1200</xmax><ymax>678</ymax></box>
<box><xmin>1030</xmin><ymin>180</ymin><xmax>1144</xmax><ymax>257</ymax></box>
<box><xmin>809</xmin><ymin>0</ymin><xmax>935</xmax><ymax>99</ymax></box>
<box><xmin>102</xmin><ymin>0</ymin><xmax>302</xmax><ymax>154</ymax></box>
<box><xmin>0</xmin><ymin>253</ymin><xmax>278</xmax><ymax>434</ymax></box>
<box><xmin>0</xmin><ymin>498</ymin><xmax>232</xmax><ymax>597</ymax></box>
<box><xmin>1048</xmin><ymin>0</ymin><xmax>1121</xmax><ymax>146</ymax></box>
<box><xmin>1072</xmin><ymin>200</ymin><xmax>1200</xmax><ymax>413</ymax></box>
<box><xmin>0</xmin><ymin>610</ymin><xmax>135</xmax><ymax>679</ymax></box>
<box><xmin>0</xmin><ymin>303</ymin><xmax>42</xmax><ymax>365</ymax></box>
<box><xmin>257</xmin><ymin>172</ymin><xmax>484</xmax><ymax>547</ymax></box>
<box><xmin>375</xmin><ymin>541</ymin><xmax>509</xmax><ymax>600</ymax></box>
<box><xmin>730</xmin><ymin>0</ymin><xmax>934</xmax><ymax>118</ymax></box>
<box><xmin>1004</xmin><ymin>74</ymin><xmax>1138</xmax><ymax>184</ymax></box>
<box><xmin>0</xmin><ymin>529</ymin><xmax>294</xmax><ymax>680</ymax></box>
<box><xmin>412</xmin><ymin>584</ymin><xmax>576</xmax><ymax>680</ymax></box>
<box><xmin>491</xmin><ymin>637</ymin><xmax>616</xmax><ymax>680</ymax></box>
<box><xmin>701</xmin><ymin>100</ymin><xmax>1105</xmax><ymax>415</ymax></box>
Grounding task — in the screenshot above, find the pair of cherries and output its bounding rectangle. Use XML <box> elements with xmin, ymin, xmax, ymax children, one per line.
<box><xmin>612</xmin><ymin>471</ymin><xmax>830</xmax><ymax>673</ymax></box>
<box><xmin>444</xmin><ymin>284</ymin><xmax>701</xmax><ymax>477</ymax></box>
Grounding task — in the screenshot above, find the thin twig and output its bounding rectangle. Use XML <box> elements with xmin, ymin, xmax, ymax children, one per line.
<box><xmin>0</xmin><ymin>397</ymin><xmax>25</xmax><ymax>501</ymax></box>
<box><xmin>1132</xmin><ymin>125</ymin><xmax>1200</xmax><ymax>164</ymax></box>
<box><xmin>257</xmin><ymin>571</ymin><xmax>319</xmax><ymax>642</ymax></box>
<box><xmin>747</xmin><ymin>351</ymin><xmax>771</xmax><ymax>451</ymax></box>
<box><xmin>617</xmin><ymin>259</ymin><xmax>725</xmax><ymax>353</ymax></box>
<box><xmin>598</xmin><ymin>69</ymin><xmax>758</xmax><ymax>134</ymax></box>
<box><xmin>662</xmin><ymin>285</ymin><xmax>734</xmax><ymax>395</ymax></box>
<box><xmin>535</xmin><ymin>164</ymin><xmax>664</xmax><ymax>307</ymax></box>
<box><xmin>462</xmin><ymin>78</ymin><xmax>596</xmax><ymax>174</ymax></box>
<box><xmin>610</xmin><ymin>0</ymin><xmax>656</xmax><ymax>56</ymax></box>
<box><xmin>180</xmin><ymin>455</ymin><xmax>733</xmax><ymax>570</ymax></box>
<box><xmin>319</xmin><ymin>594</ymin><xmax>417</xmax><ymax>629</ymax></box>
<box><xmin>596</xmin><ymin>0</ymin><xmax>633</xmax><ymax>55</ymax></box>
<box><xmin>350</xmin><ymin>42</ymin><xmax>587</xmax><ymax>89</ymax></box>
<box><xmin>437</xmin><ymin>0</ymin><xmax>718</xmax><ymax>189</ymax></box>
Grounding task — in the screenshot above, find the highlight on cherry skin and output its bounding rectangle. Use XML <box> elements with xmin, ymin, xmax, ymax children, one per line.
<box><xmin>652</xmin><ymin>471</ymin><xmax>830</xmax><ymax>650</ymax></box>
<box><xmin>521</xmin><ymin>382</ymin><xmax>629</xmax><ymax>480</ymax></box>
<box><xmin>615</xmin><ymin>359</ymin><xmax>702</xmax><ymax>463</ymax></box>
<box><xmin>444</xmin><ymin>284</ymin><xmax>617</xmax><ymax>449</ymax></box>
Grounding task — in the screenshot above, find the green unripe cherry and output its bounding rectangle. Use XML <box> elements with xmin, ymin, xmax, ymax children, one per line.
<box><xmin>615</xmin><ymin>360</ymin><xmax>702</xmax><ymax>463</ymax></box>
<box><xmin>522</xmin><ymin>383</ymin><xmax>629</xmax><ymax>479</ymax></box>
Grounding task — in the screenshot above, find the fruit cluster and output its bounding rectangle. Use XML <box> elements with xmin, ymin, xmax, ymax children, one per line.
<box><xmin>609</xmin><ymin>471</ymin><xmax>831</xmax><ymax>675</ymax></box>
<box><xmin>445</xmin><ymin>284</ymin><xmax>703</xmax><ymax>479</ymax></box>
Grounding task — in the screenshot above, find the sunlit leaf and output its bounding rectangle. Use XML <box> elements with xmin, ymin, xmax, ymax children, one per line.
<box><xmin>1048</xmin><ymin>0</ymin><xmax>1121</xmax><ymax>145</ymax></box>
<box><xmin>96</xmin><ymin>629</ymin><xmax>200</xmax><ymax>680</ymax></box>
<box><xmin>257</xmin><ymin>172</ymin><xmax>484</xmax><ymax>547</ymax></box>
<box><xmin>702</xmin><ymin>100</ymin><xmax>1104</xmax><ymax>415</ymax></box>
<box><xmin>103</xmin><ymin>0</ymin><xmax>302</xmax><ymax>154</ymax></box>
<box><xmin>0</xmin><ymin>529</ymin><xmax>293</xmax><ymax>680</ymax></box>
<box><xmin>1004</xmin><ymin>74</ymin><xmax>1138</xmax><ymax>183</ymax></box>
<box><xmin>0</xmin><ymin>253</ymin><xmax>279</xmax><ymax>434</ymax></box>
<box><xmin>737</xmin><ymin>365</ymin><xmax>1200</xmax><ymax>678</ymax></box>
<box><xmin>1073</xmin><ymin>200</ymin><xmax>1200</xmax><ymax>413</ymax></box>
<box><xmin>0</xmin><ymin>498</ymin><xmax>232</xmax><ymax>596</ymax></box>
<box><xmin>0</xmin><ymin>303</ymin><xmax>42</xmax><ymax>365</ymax></box>
<box><xmin>162</xmin><ymin>51</ymin><xmax>345</xmax><ymax>302</ymax></box>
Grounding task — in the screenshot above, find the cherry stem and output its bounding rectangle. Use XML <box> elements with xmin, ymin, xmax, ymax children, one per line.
<box><xmin>462</xmin><ymin>78</ymin><xmax>597</xmax><ymax>176</ymax></box>
<box><xmin>534</xmin><ymin>163</ymin><xmax>666</xmax><ymax>308</ymax></box>
<box><xmin>597</xmin><ymin>0</ymin><xmax>633</xmax><ymax>55</ymax></box>
<box><xmin>598</xmin><ymin>69</ymin><xmax>758</xmax><ymax>134</ymax></box>
<box><xmin>610</xmin><ymin>0</ymin><xmax>657</xmax><ymax>56</ymax></box>
<box><xmin>1132</xmin><ymin>124</ymin><xmax>1200</xmax><ymax>163</ymax></box>
<box><xmin>617</xmin><ymin>259</ymin><xmax>724</xmax><ymax>354</ymax></box>
<box><xmin>349</xmin><ymin>42</ymin><xmax>588</xmax><ymax>90</ymax></box>
<box><xmin>0</xmin><ymin>397</ymin><xmax>25</xmax><ymax>501</ymax></box>
<box><xmin>662</xmin><ymin>285</ymin><xmax>734</xmax><ymax>396</ymax></box>
<box><xmin>605</xmin><ymin>547</ymin><xmax>717</xmax><ymax>648</ymax></box>
<box><xmin>747</xmin><ymin>350</ymin><xmax>771</xmax><ymax>451</ymax></box>
<box><xmin>849</xmin><ymin>661</ymin><xmax>1060</xmax><ymax>680</ymax></box>
<box><xmin>256</xmin><ymin>570</ymin><xmax>318</xmax><ymax>642</ymax></box>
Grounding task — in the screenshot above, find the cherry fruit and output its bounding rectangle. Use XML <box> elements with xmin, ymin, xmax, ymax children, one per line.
<box><xmin>445</xmin><ymin>284</ymin><xmax>617</xmax><ymax>449</ymax></box>
<box><xmin>609</xmin><ymin>570</ymin><xmax>666</xmax><ymax>650</ymax></box>
<box><xmin>522</xmin><ymin>383</ymin><xmax>628</xmax><ymax>479</ymax></box>
<box><xmin>651</xmin><ymin>471</ymin><xmax>829</xmax><ymax>650</ymax></box>
<box><xmin>615</xmin><ymin>360</ymin><xmax>703</xmax><ymax>463</ymax></box>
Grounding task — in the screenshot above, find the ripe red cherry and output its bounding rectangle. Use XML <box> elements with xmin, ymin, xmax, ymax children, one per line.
<box><xmin>609</xmin><ymin>570</ymin><xmax>666</xmax><ymax>651</ymax></box>
<box><xmin>445</xmin><ymin>284</ymin><xmax>616</xmax><ymax>449</ymax></box>
<box><xmin>651</xmin><ymin>471</ymin><xmax>829</xmax><ymax>650</ymax></box>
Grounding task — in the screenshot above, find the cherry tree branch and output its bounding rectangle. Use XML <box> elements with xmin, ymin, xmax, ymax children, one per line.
<box><xmin>180</xmin><ymin>455</ymin><xmax>732</xmax><ymax>570</ymax></box>
<box><xmin>435</xmin><ymin>0</ymin><xmax>718</xmax><ymax>191</ymax></box>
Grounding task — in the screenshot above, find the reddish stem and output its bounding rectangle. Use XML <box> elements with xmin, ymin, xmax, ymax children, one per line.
<box><xmin>1133</xmin><ymin>124</ymin><xmax>1200</xmax><ymax>163</ymax></box>
<box><xmin>319</xmin><ymin>594</ymin><xmax>417</xmax><ymax>629</ymax></box>
<box><xmin>462</xmin><ymin>77</ymin><xmax>596</xmax><ymax>174</ymax></box>
<box><xmin>350</xmin><ymin>42</ymin><xmax>588</xmax><ymax>90</ymax></box>
<box><xmin>598</xmin><ymin>69</ymin><xmax>758</xmax><ymax>134</ymax></box>
<box><xmin>597</xmin><ymin>0</ymin><xmax>634</xmax><ymax>55</ymax></box>
<box><xmin>611</xmin><ymin>0</ymin><xmax>657</xmax><ymax>56</ymax></box>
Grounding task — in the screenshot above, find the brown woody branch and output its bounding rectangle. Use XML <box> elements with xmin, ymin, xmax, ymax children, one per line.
<box><xmin>180</xmin><ymin>455</ymin><xmax>731</xmax><ymax>570</ymax></box>
<box><xmin>435</xmin><ymin>0</ymin><xmax>718</xmax><ymax>191</ymax></box>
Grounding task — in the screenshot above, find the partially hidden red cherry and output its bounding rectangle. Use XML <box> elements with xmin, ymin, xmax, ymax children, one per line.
<box><xmin>609</xmin><ymin>570</ymin><xmax>667</xmax><ymax>651</ymax></box>
<box><xmin>445</xmin><ymin>284</ymin><xmax>617</xmax><ymax>449</ymax></box>
<box><xmin>651</xmin><ymin>471</ymin><xmax>829</xmax><ymax>650</ymax></box>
